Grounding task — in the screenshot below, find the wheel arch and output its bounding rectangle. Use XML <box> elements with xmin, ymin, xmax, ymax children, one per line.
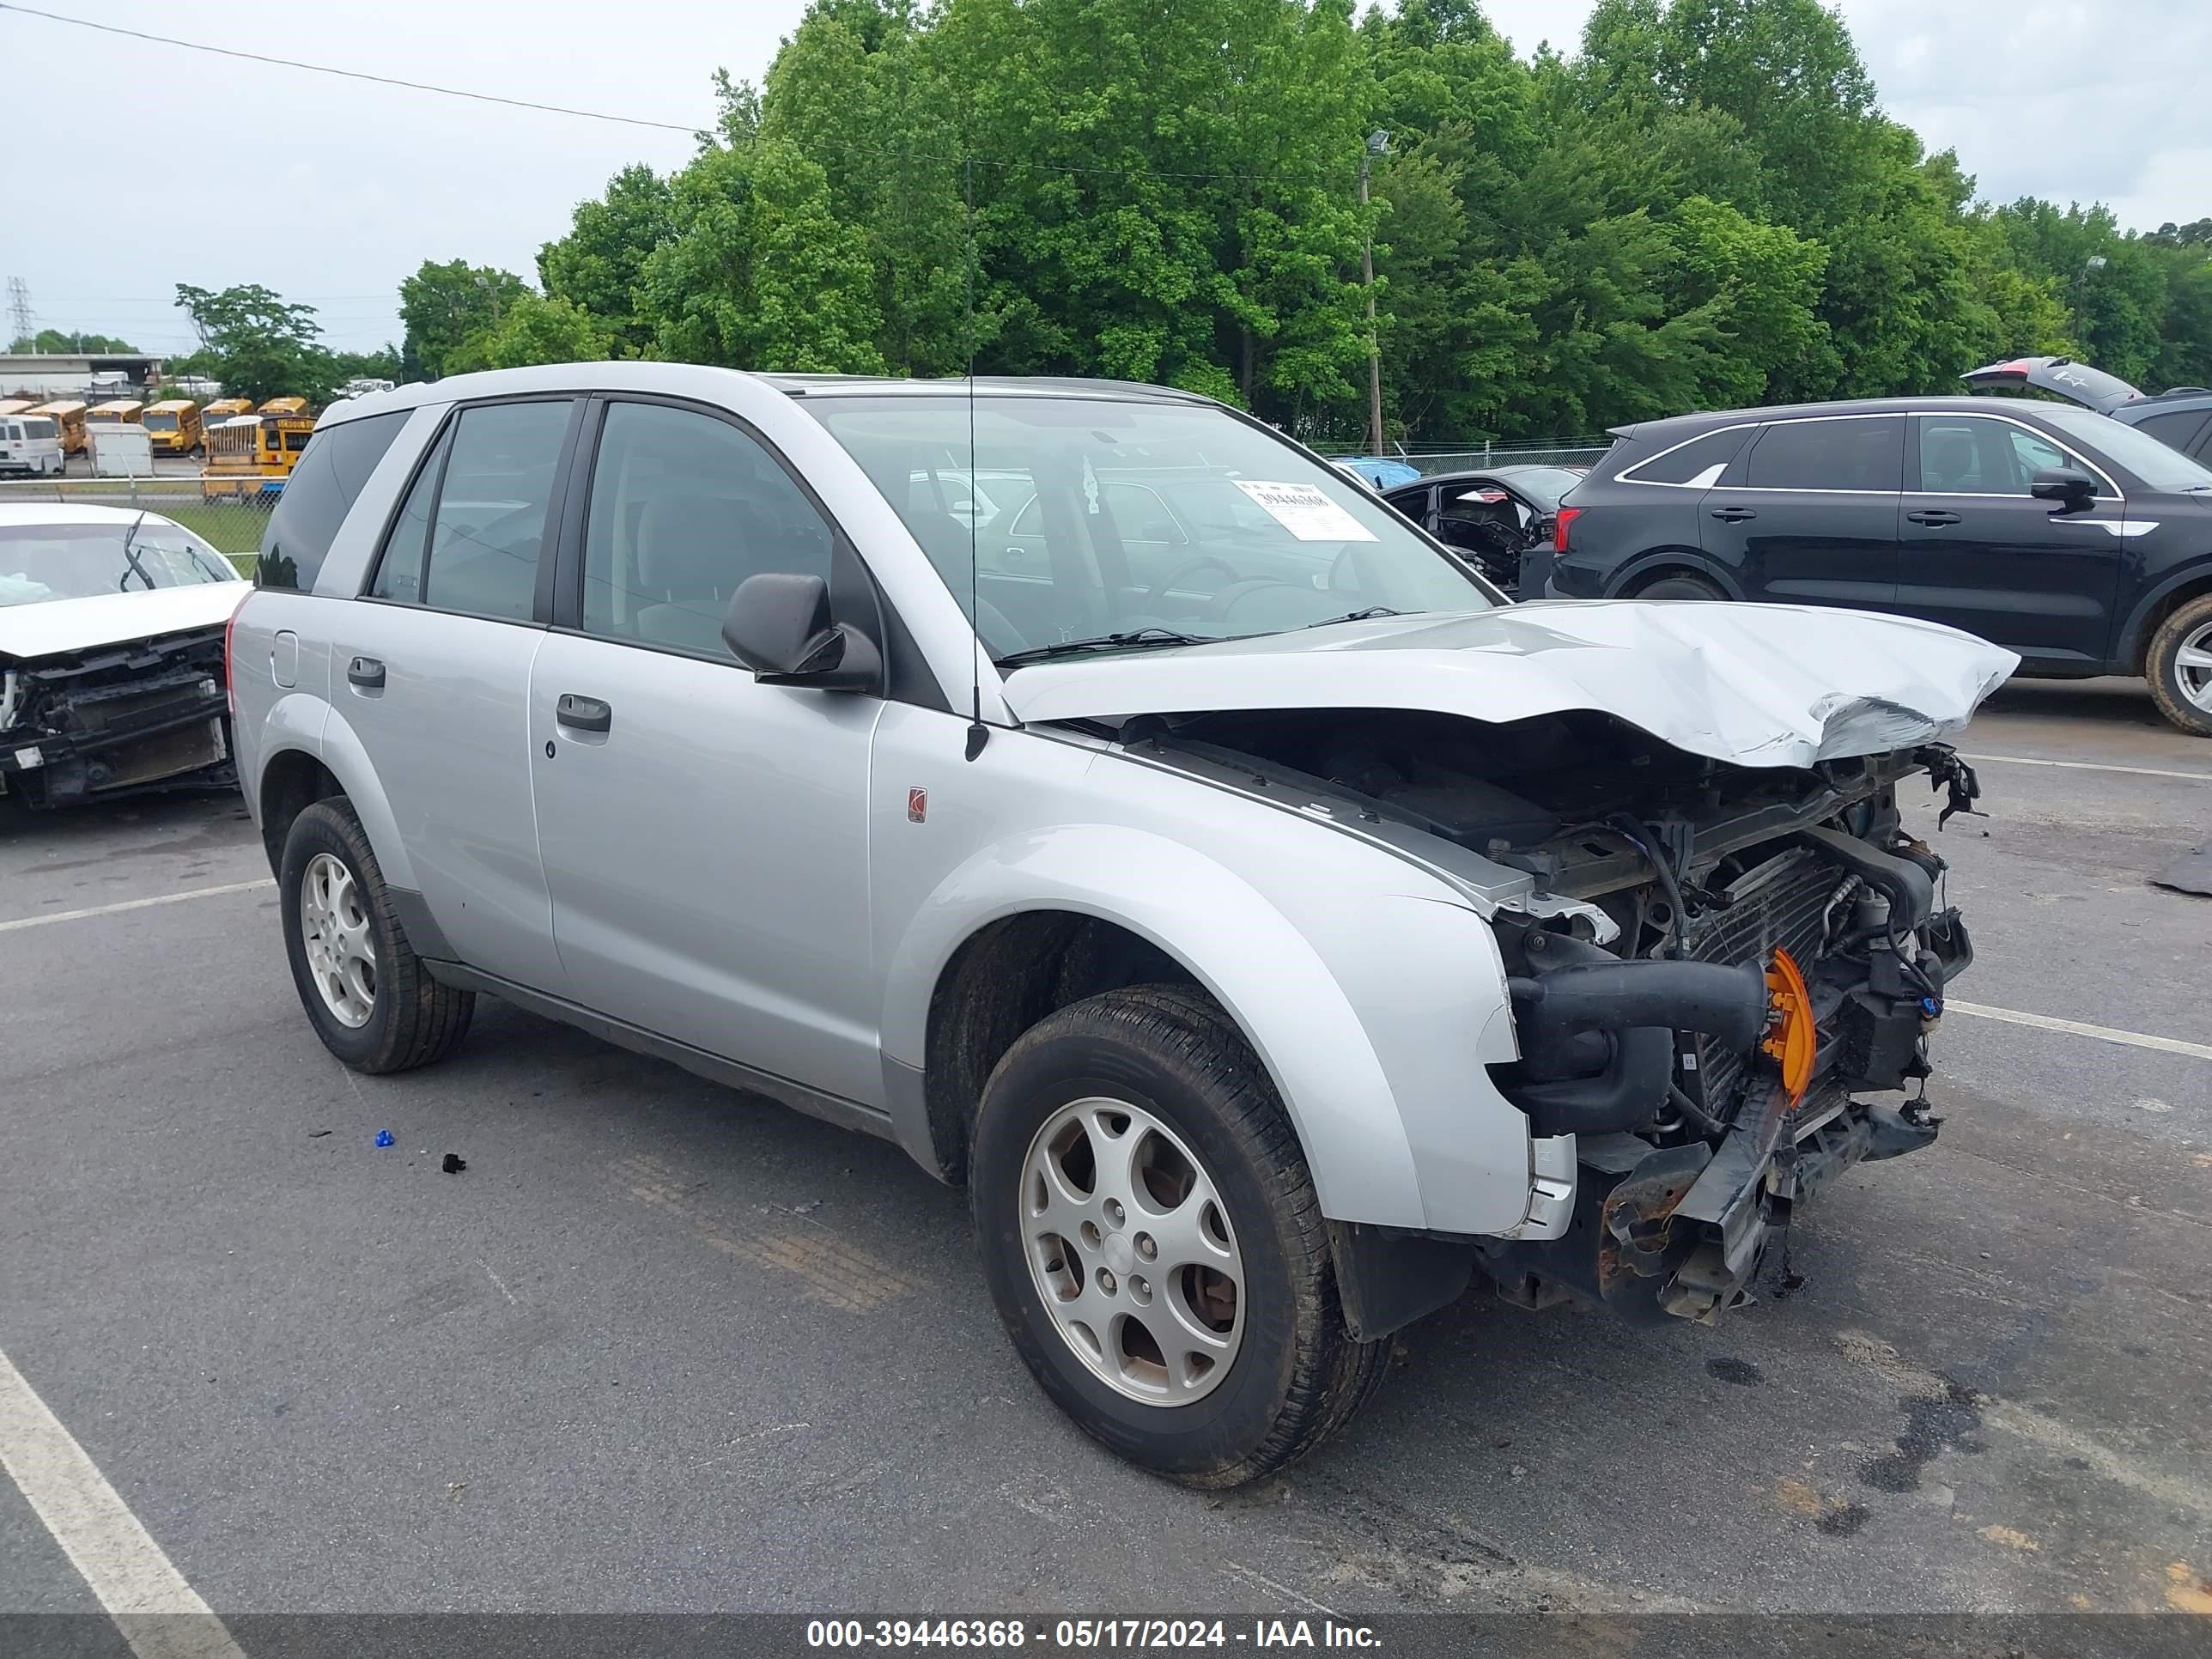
<box><xmin>283</xmin><ymin>707</ymin><xmax>418</xmax><ymax>890</ymax></box>
<box><xmin>881</xmin><ymin>827</ymin><xmax>1463</xmax><ymax>1232</ymax></box>
<box><xmin>2118</xmin><ymin>561</ymin><xmax>2212</xmax><ymax>675</ymax></box>
<box><xmin>1612</xmin><ymin>549</ymin><xmax>1746</xmax><ymax>599</ymax></box>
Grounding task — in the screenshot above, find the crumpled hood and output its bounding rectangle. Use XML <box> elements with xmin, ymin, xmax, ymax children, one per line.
<box><xmin>1000</xmin><ymin>601</ymin><xmax>2020</xmax><ymax>769</ymax></box>
<box><xmin>0</xmin><ymin>581</ymin><xmax>249</xmax><ymax>661</ymax></box>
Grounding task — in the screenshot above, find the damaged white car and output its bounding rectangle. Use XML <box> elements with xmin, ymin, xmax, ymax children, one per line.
<box><xmin>228</xmin><ymin>368</ymin><xmax>2015</xmax><ymax>1486</ymax></box>
<box><xmin>0</xmin><ymin>505</ymin><xmax>246</xmax><ymax>813</ymax></box>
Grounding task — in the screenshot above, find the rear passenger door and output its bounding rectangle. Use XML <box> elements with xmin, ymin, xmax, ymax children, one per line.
<box><xmin>333</xmin><ymin>396</ymin><xmax>580</xmax><ymax>994</ymax></box>
<box><xmin>526</xmin><ymin>398</ymin><xmax>884</xmax><ymax>1105</ymax></box>
<box><xmin>1696</xmin><ymin>415</ymin><xmax>1903</xmax><ymax>610</ymax></box>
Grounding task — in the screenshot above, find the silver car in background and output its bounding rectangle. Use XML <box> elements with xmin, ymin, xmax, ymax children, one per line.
<box><xmin>228</xmin><ymin>364</ymin><xmax>2014</xmax><ymax>1486</ymax></box>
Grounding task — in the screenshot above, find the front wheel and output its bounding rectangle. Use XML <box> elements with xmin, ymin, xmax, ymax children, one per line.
<box><xmin>2146</xmin><ymin>592</ymin><xmax>2212</xmax><ymax>737</ymax></box>
<box><xmin>279</xmin><ymin>799</ymin><xmax>474</xmax><ymax>1072</ymax></box>
<box><xmin>971</xmin><ymin>986</ymin><xmax>1385</xmax><ymax>1488</ymax></box>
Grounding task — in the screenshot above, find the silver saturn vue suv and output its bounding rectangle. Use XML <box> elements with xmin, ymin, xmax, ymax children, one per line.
<box><xmin>229</xmin><ymin>364</ymin><xmax>2015</xmax><ymax>1486</ymax></box>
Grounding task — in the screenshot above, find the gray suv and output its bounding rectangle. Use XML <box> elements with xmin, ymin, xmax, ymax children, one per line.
<box><xmin>230</xmin><ymin>363</ymin><xmax>2013</xmax><ymax>1486</ymax></box>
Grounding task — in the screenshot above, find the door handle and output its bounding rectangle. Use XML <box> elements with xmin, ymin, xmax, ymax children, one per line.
<box><xmin>555</xmin><ymin>693</ymin><xmax>612</xmax><ymax>734</ymax></box>
<box><xmin>1906</xmin><ymin>509</ymin><xmax>1962</xmax><ymax>526</ymax></box>
<box><xmin>1709</xmin><ymin>506</ymin><xmax>1756</xmax><ymax>522</ymax></box>
<box><xmin>346</xmin><ymin>655</ymin><xmax>386</xmax><ymax>690</ymax></box>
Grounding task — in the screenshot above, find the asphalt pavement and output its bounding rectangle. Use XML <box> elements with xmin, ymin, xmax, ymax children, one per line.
<box><xmin>2</xmin><ymin>677</ymin><xmax>2208</xmax><ymax>1630</ymax></box>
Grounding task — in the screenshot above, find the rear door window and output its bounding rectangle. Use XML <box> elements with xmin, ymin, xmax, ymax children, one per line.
<box><xmin>256</xmin><ymin>410</ymin><xmax>408</xmax><ymax>591</ymax></box>
<box><xmin>1742</xmin><ymin>416</ymin><xmax>1904</xmax><ymax>491</ymax></box>
<box><xmin>369</xmin><ymin>399</ymin><xmax>574</xmax><ymax>619</ymax></box>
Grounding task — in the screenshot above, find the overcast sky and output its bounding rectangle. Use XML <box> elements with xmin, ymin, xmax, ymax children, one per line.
<box><xmin>1</xmin><ymin>0</ymin><xmax>2203</xmax><ymax>356</ymax></box>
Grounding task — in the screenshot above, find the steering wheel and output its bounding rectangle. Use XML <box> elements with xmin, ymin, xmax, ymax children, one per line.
<box><xmin>1141</xmin><ymin>557</ymin><xmax>1243</xmax><ymax>614</ymax></box>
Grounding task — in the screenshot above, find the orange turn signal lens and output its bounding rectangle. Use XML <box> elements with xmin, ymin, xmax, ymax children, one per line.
<box><xmin>1763</xmin><ymin>946</ymin><xmax>1816</xmax><ymax>1106</ymax></box>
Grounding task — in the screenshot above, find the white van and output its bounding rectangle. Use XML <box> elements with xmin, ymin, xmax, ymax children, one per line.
<box><xmin>0</xmin><ymin>415</ymin><xmax>66</xmax><ymax>477</ymax></box>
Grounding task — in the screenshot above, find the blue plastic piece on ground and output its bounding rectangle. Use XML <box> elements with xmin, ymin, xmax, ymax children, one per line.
<box><xmin>374</xmin><ymin>1129</ymin><xmax>394</xmax><ymax>1148</ymax></box>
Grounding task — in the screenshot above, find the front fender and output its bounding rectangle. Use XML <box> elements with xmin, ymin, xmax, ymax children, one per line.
<box><xmin>2116</xmin><ymin>558</ymin><xmax>2212</xmax><ymax>672</ymax></box>
<box><xmin>881</xmin><ymin>824</ymin><xmax>1530</xmax><ymax>1234</ymax></box>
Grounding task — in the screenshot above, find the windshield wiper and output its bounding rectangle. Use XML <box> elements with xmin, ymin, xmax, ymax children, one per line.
<box><xmin>1304</xmin><ymin>605</ymin><xmax>1402</xmax><ymax>629</ymax></box>
<box><xmin>117</xmin><ymin>511</ymin><xmax>156</xmax><ymax>592</ymax></box>
<box><xmin>995</xmin><ymin>627</ymin><xmax>1218</xmax><ymax>668</ymax></box>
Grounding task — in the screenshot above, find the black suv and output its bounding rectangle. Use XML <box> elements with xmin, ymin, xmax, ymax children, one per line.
<box><xmin>1960</xmin><ymin>354</ymin><xmax>2212</xmax><ymax>465</ymax></box>
<box><xmin>1539</xmin><ymin>396</ymin><xmax>2212</xmax><ymax>734</ymax></box>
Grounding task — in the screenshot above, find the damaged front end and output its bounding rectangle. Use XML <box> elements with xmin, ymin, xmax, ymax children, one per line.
<box><xmin>0</xmin><ymin>625</ymin><xmax>234</xmax><ymax>810</ymax></box>
<box><xmin>1127</xmin><ymin>702</ymin><xmax>1981</xmax><ymax>1326</ymax></box>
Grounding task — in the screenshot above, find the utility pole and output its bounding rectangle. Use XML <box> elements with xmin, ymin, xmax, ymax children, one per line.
<box><xmin>6</xmin><ymin>277</ymin><xmax>31</xmax><ymax>350</ymax></box>
<box><xmin>1360</xmin><ymin>131</ymin><xmax>1389</xmax><ymax>457</ymax></box>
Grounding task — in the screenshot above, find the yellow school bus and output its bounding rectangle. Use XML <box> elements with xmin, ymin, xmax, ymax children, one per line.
<box><xmin>202</xmin><ymin>412</ymin><xmax>315</xmax><ymax>501</ymax></box>
<box><xmin>143</xmin><ymin>399</ymin><xmax>204</xmax><ymax>455</ymax></box>
<box><xmin>0</xmin><ymin>398</ymin><xmax>37</xmax><ymax>420</ymax></box>
<box><xmin>204</xmin><ymin>398</ymin><xmax>255</xmax><ymax>423</ymax></box>
<box><xmin>30</xmin><ymin>401</ymin><xmax>88</xmax><ymax>455</ymax></box>
<box><xmin>255</xmin><ymin>395</ymin><xmax>310</xmax><ymax>417</ymax></box>
<box><xmin>88</xmin><ymin>398</ymin><xmax>147</xmax><ymax>426</ymax></box>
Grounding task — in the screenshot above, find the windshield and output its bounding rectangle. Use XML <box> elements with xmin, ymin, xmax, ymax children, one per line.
<box><xmin>144</xmin><ymin>411</ymin><xmax>179</xmax><ymax>431</ymax></box>
<box><xmin>0</xmin><ymin>520</ymin><xmax>238</xmax><ymax>605</ymax></box>
<box><xmin>2044</xmin><ymin>406</ymin><xmax>2212</xmax><ymax>492</ymax></box>
<box><xmin>802</xmin><ymin>393</ymin><xmax>1495</xmax><ymax>662</ymax></box>
<box><xmin>1484</xmin><ymin>467</ymin><xmax>1583</xmax><ymax>513</ymax></box>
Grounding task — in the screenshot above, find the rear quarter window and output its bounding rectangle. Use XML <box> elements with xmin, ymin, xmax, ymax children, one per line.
<box><xmin>1618</xmin><ymin>427</ymin><xmax>1753</xmax><ymax>486</ymax></box>
<box><xmin>256</xmin><ymin>411</ymin><xmax>409</xmax><ymax>592</ymax></box>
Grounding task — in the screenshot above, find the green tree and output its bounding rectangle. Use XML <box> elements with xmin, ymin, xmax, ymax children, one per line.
<box><xmin>449</xmin><ymin>295</ymin><xmax>613</xmax><ymax>372</ymax></box>
<box><xmin>398</xmin><ymin>259</ymin><xmax>530</xmax><ymax>379</ymax></box>
<box><xmin>9</xmin><ymin>328</ymin><xmax>138</xmax><ymax>353</ymax></box>
<box><xmin>538</xmin><ymin>164</ymin><xmax>675</xmax><ymax>356</ymax></box>
<box><xmin>636</xmin><ymin>137</ymin><xmax>885</xmax><ymax>372</ymax></box>
<box><xmin>172</xmin><ymin>283</ymin><xmax>336</xmax><ymax>404</ymax></box>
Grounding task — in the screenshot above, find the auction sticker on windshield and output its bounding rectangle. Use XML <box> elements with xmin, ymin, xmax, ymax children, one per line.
<box><xmin>1231</xmin><ymin>479</ymin><xmax>1377</xmax><ymax>542</ymax></box>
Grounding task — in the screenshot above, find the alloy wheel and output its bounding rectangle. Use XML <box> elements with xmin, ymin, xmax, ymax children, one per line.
<box><xmin>300</xmin><ymin>852</ymin><xmax>377</xmax><ymax>1028</ymax></box>
<box><xmin>1019</xmin><ymin>1096</ymin><xmax>1245</xmax><ymax>1405</ymax></box>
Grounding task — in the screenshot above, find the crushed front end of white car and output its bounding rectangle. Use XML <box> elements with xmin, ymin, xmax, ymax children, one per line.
<box><xmin>0</xmin><ymin>509</ymin><xmax>247</xmax><ymax>811</ymax></box>
<box><xmin>1006</xmin><ymin>600</ymin><xmax>2015</xmax><ymax>1326</ymax></box>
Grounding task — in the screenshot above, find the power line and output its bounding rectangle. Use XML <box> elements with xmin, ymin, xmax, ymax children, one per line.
<box><xmin>0</xmin><ymin>3</ymin><xmax>708</xmax><ymax>134</ymax></box>
<box><xmin>0</xmin><ymin>3</ymin><xmax>1359</xmax><ymax>188</ymax></box>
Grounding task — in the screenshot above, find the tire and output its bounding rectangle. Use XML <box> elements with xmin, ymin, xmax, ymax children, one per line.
<box><xmin>278</xmin><ymin>799</ymin><xmax>474</xmax><ymax>1073</ymax></box>
<box><xmin>1633</xmin><ymin>572</ymin><xmax>1726</xmax><ymax>601</ymax></box>
<box><xmin>971</xmin><ymin>985</ymin><xmax>1385</xmax><ymax>1488</ymax></box>
<box><xmin>2145</xmin><ymin>592</ymin><xmax>2212</xmax><ymax>738</ymax></box>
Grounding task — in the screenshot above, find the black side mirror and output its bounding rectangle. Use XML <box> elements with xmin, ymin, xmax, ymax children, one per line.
<box><xmin>721</xmin><ymin>572</ymin><xmax>882</xmax><ymax>692</ymax></box>
<box><xmin>2030</xmin><ymin>465</ymin><xmax>2097</xmax><ymax>511</ymax></box>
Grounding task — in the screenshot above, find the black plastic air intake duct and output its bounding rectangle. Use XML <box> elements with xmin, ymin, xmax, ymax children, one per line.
<box><xmin>1493</xmin><ymin>933</ymin><xmax>1770</xmax><ymax>1138</ymax></box>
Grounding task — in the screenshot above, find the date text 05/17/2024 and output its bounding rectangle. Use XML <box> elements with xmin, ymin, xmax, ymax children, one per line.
<box><xmin>805</xmin><ymin>1620</ymin><xmax>1384</xmax><ymax>1650</ymax></box>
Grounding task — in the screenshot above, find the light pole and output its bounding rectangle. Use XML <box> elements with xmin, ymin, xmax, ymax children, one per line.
<box><xmin>2072</xmin><ymin>253</ymin><xmax>2106</xmax><ymax>347</ymax></box>
<box><xmin>1360</xmin><ymin>129</ymin><xmax>1389</xmax><ymax>457</ymax></box>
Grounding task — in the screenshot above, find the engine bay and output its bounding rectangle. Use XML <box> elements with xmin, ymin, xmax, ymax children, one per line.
<box><xmin>1119</xmin><ymin>703</ymin><xmax>1983</xmax><ymax>1321</ymax></box>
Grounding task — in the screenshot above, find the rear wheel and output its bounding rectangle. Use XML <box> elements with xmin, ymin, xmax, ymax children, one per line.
<box><xmin>279</xmin><ymin>799</ymin><xmax>473</xmax><ymax>1072</ymax></box>
<box><xmin>971</xmin><ymin>986</ymin><xmax>1384</xmax><ymax>1487</ymax></box>
<box><xmin>1633</xmin><ymin>572</ymin><xmax>1726</xmax><ymax>601</ymax></box>
<box><xmin>2146</xmin><ymin>592</ymin><xmax>2212</xmax><ymax>738</ymax></box>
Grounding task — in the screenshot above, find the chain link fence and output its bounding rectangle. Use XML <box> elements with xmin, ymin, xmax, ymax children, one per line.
<box><xmin>1401</xmin><ymin>442</ymin><xmax>1613</xmax><ymax>476</ymax></box>
<box><xmin>1</xmin><ymin>473</ymin><xmax>265</xmax><ymax>577</ymax></box>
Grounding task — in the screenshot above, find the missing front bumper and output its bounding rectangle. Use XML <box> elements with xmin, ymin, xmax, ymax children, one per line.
<box><xmin>1482</xmin><ymin>1085</ymin><xmax>1940</xmax><ymax>1325</ymax></box>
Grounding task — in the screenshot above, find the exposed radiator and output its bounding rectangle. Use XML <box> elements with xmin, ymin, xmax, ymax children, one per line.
<box><xmin>1680</xmin><ymin>844</ymin><xmax>1838</xmax><ymax>1116</ymax></box>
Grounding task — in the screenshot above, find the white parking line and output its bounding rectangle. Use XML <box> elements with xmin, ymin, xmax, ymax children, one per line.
<box><xmin>0</xmin><ymin>1344</ymin><xmax>246</xmax><ymax>1659</ymax></box>
<box><xmin>0</xmin><ymin>878</ymin><xmax>275</xmax><ymax>934</ymax></box>
<box><xmin>1948</xmin><ymin>1000</ymin><xmax>2212</xmax><ymax>1063</ymax></box>
<box><xmin>1962</xmin><ymin>751</ymin><xmax>2212</xmax><ymax>783</ymax></box>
